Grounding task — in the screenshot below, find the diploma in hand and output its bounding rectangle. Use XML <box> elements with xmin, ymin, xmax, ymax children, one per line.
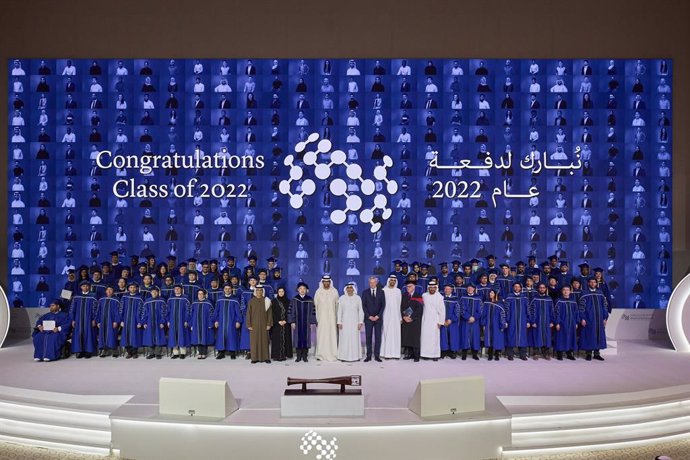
<box><xmin>42</xmin><ymin>320</ymin><xmax>56</xmax><ymax>331</ymax></box>
<box><xmin>403</xmin><ymin>307</ymin><xmax>413</xmax><ymax>317</ymax></box>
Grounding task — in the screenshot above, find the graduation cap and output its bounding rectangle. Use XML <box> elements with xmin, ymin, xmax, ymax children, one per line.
<box><xmin>79</xmin><ymin>280</ymin><xmax>91</xmax><ymax>286</ymax></box>
<box><xmin>579</xmin><ymin>263</ymin><xmax>590</xmax><ymax>269</ymax></box>
<box><xmin>392</xmin><ymin>259</ymin><xmax>402</xmax><ymax>265</ymax></box>
<box><xmin>486</xmin><ymin>254</ymin><xmax>496</xmax><ymax>260</ymax></box>
<box><xmin>420</xmin><ymin>263</ymin><xmax>429</xmax><ymax>269</ymax></box>
<box><xmin>67</xmin><ymin>269</ymin><xmax>76</xmax><ymax>274</ymax></box>
<box><xmin>560</xmin><ymin>260</ymin><xmax>569</xmax><ymax>266</ymax></box>
<box><xmin>451</xmin><ymin>260</ymin><xmax>461</xmax><ymax>266</ymax></box>
<box><xmin>439</xmin><ymin>262</ymin><xmax>448</xmax><ymax>268</ymax></box>
<box><xmin>127</xmin><ymin>281</ymin><xmax>139</xmax><ymax>287</ymax></box>
<box><xmin>178</xmin><ymin>262</ymin><xmax>186</xmax><ymax>268</ymax></box>
<box><xmin>527</xmin><ymin>255</ymin><xmax>536</xmax><ymax>261</ymax></box>
<box><xmin>470</xmin><ymin>258</ymin><xmax>480</xmax><ymax>264</ymax></box>
<box><xmin>187</xmin><ymin>258</ymin><xmax>197</xmax><ymax>263</ymax></box>
<box><xmin>201</xmin><ymin>260</ymin><xmax>209</xmax><ymax>265</ymax></box>
<box><xmin>297</xmin><ymin>282</ymin><xmax>309</xmax><ymax>290</ymax></box>
<box><xmin>258</xmin><ymin>268</ymin><xmax>268</xmax><ymax>274</ymax></box>
<box><xmin>227</xmin><ymin>255</ymin><xmax>236</xmax><ymax>261</ymax></box>
<box><xmin>587</xmin><ymin>275</ymin><xmax>598</xmax><ymax>281</ymax></box>
<box><xmin>131</xmin><ymin>255</ymin><xmax>140</xmax><ymax>261</ymax></box>
<box><xmin>92</xmin><ymin>268</ymin><xmax>102</xmax><ymax>274</ymax></box>
<box><xmin>516</xmin><ymin>261</ymin><xmax>526</xmax><ymax>266</ymax></box>
<box><xmin>548</xmin><ymin>275</ymin><xmax>559</xmax><ymax>281</ymax></box>
<box><xmin>110</xmin><ymin>251</ymin><xmax>119</xmax><ymax>256</ymax></box>
<box><xmin>267</xmin><ymin>257</ymin><xmax>276</xmax><ymax>263</ymax></box>
<box><xmin>248</xmin><ymin>275</ymin><xmax>258</xmax><ymax>281</ymax></box>
<box><xmin>412</xmin><ymin>261</ymin><xmax>420</xmax><ymax>268</ymax></box>
<box><xmin>146</xmin><ymin>255</ymin><xmax>155</xmax><ymax>260</ymax></box>
<box><xmin>164</xmin><ymin>274</ymin><xmax>174</xmax><ymax>280</ymax></box>
<box><xmin>210</xmin><ymin>259</ymin><xmax>218</xmax><ymax>265</ymax></box>
<box><xmin>541</xmin><ymin>262</ymin><xmax>550</xmax><ymax>268</ymax></box>
<box><xmin>487</xmin><ymin>268</ymin><xmax>498</xmax><ymax>275</ymax></box>
<box><xmin>499</xmin><ymin>263</ymin><xmax>510</xmax><ymax>269</ymax></box>
<box><xmin>166</xmin><ymin>255</ymin><xmax>177</xmax><ymax>261</ymax></box>
<box><xmin>401</xmin><ymin>261</ymin><xmax>409</xmax><ymax>267</ymax></box>
<box><xmin>593</xmin><ymin>267</ymin><xmax>604</xmax><ymax>273</ymax></box>
<box><xmin>478</xmin><ymin>272</ymin><xmax>488</xmax><ymax>278</ymax></box>
<box><xmin>248</xmin><ymin>255</ymin><xmax>258</xmax><ymax>261</ymax></box>
<box><xmin>462</xmin><ymin>262</ymin><xmax>471</xmax><ymax>269</ymax></box>
<box><xmin>138</xmin><ymin>262</ymin><xmax>147</xmax><ymax>268</ymax></box>
<box><xmin>101</xmin><ymin>261</ymin><xmax>112</xmax><ymax>267</ymax></box>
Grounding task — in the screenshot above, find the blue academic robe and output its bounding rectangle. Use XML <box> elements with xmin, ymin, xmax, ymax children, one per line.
<box><xmin>208</xmin><ymin>289</ymin><xmax>222</xmax><ymax>305</ymax></box>
<box><xmin>96</xmin><ymin>296</ymin><xmax>121</xmax><ymax>349</ymax></box>
<box><xmin>161</xmin><ymin>285</ymin><xmax>175</xmax><ymax>300</ymax></box>
<box><xmin>482</xmin><ymin>301</ymin><xmax>507</xmax><ymax>350</ymax></box>
<box><xmin>214</xmin><ymin>296</ymin><xmax>242</xmax><ymax>351</ymax></box>
<box><xmin>453</xmin><ymin>285</ymin><xmax>467</xmax><ymax>299</ymax></box>
<box><xmin>579</xmin><ymin>289</ymin><xmax>609</xmax><ymax>351</ymax></box>
<box><xmin>504</xmin><ymin>293</ymin><xmax>530</xmax><ymax>348</ymax></box>
<box><xmin>199</xmin><ymin>272</ymin><xmax>215</xmax><ymax>289</ymax></box>
<box><xmin>69</xmin><ymin>294</ymin><xmax>97</xmax><ymax>353</ymax></box>
<box><xmin>554</xmin><ymin>297</ymin><xmax>579</xmax><ymax>352</ymax></box>
<box><xmin>288</xmin><ymin>295</ymin><xmax>316</xmax><ymax>349</ymax></box>
<box><xmin>476</xmin><ymin>284</ymin><xmax>492</xmax><ymax>301</ymax></box>
<box><xmin>141</xmin><ymin>298</ymin><xmax>167</xmax><ymax>347</ymax></box>
<box><xmin>183</xmin><ymin>281</ymin><xmax>201</xmax><ymax>302</ymax></box>
<box><xmin>459</xmin><ymin>294</ymin><xmax>484</xmax><ymax>351</ymax></box>
<box><xmin>120</xmin><ymin>294</ymin><xmax>143</xmax><ymax>348</ymax></box>
<box><xmin>496</xmin><ymin>276</ymin><xmax>515</xmax><ymax>299</ymax></box>
<box><xmin>90</xmin><ymin>282</ymin><xmax>107</xmax><ymax>300</ymax></box>
<box><xmin>33</xmin><ymin>311</ymin><xmax>72</xmax><ymax>360</ymax></box>
<box><xmin>167</xmin><ymin>295</ymin><xmax>191</xmax><ymax>348</ymax></box>
<box><xmin>139</xmin><ymin>285</ymin><xmax>153</xmax><ymax>301</ymax></box>
<box><xmin>190</xmin><ymin>300</ymin><xmax>215</xmax><ymax>346</ymax></box>
<box><xmin>440</xmin><ymin>295</ymin><xmax>460</xmax><ymax>352</ymax></box>
<box><xmin>259</xmin><ymin>283</ymin><xmax>275</xmax><ymax>299</ymax></box>
<box><xmin>529</xmin><ymin>294</ymin><xmax>554</xmax><ymax>348</ymax></box>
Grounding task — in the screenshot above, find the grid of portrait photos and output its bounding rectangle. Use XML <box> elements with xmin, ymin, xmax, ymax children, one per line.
<box><xmin>7</xmin><ymin>58</ymin><xmax>672</xmax><ymax>308</ymax></box>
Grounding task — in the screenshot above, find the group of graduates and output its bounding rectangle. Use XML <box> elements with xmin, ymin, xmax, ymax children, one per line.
<box><xmin>31</xmin><ymin>252</ymin><xmax>611</xmax><ymax>363</ymax></box>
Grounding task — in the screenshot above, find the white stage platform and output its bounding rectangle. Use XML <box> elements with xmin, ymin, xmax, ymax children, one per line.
<box><xmin>0</xmin><ymin>338</ymin><xmax>689</xmax><ymax>459</ymax></box>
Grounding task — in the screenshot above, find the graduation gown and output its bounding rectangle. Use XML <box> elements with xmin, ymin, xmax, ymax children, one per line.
<box><xmin>314</xmin><ymin>283</ymin><xmax>339</xmax><ymax>361</ymax></box>
<box><xmin>214</xmin><ymin>296</ymin><xmax>242</xmax><ymax>352</ymax></box>
<box><xmin>96</xmin><ymin>296</ymin><xmax>121</xmax><ymax>349</ymax></box>
<box><xmin>167</xmin><ymin>295</ymin><xmax>191</xmax><ymax>348</ymax></box>
<box><xmin>529</xmin><ymin>294</ymin><xmax>554</xmax><ymax>348</ymax></box>
<box><xmin>400</xmin><ymin>292</ymin><xmax>423</xmax><ymax>349</ymax></box>
<box><xmin>288</xmin><ymin>295</ymin><xmax>316</xmax><ymax>349</ymax></box>
<box><xmin>459</xmin><ymin>294</ymin><xmax>483</xmax><ymax>350</ymax></box>
<box><xmin>33</xmin><ymin>311</ymin><xmax>71</xmax><ymax>360</ymax></box>
<box><xmin>421</xmin><ymin>292</ymin><xmax>445</xmax><ymax>358</ymax></box>
<box><xmin>69</xmin><ymin>294</ymin><xmax>97</xmax><ymax>353</ymax></box>
<box><xmin>190</xmin><ymin>300</ymin><xmax>215</xmax><ymax>346</ymax></box>
<box><xmin>579</xmin><ymin>289</ymin><xmax>609</xmax><ymax>350</ymax></box>
<box><xmin>247</xmin><ymin>295</ymin><xmax>273</xmax><ymax>361</ymax></box>
<box><xmin>381</xmin><ymin>282</ymin><xmax>402</xmax><ymax>358</ymax></box>
<box><xmin>337</xmin><ymin>292</ymin><xmax>364</xmax><ymax>361</ymax></box>
<box><xmin>504</xmin><ymin>293</ymin><xmax>530</xmax><ymax>348</ymax></box>
<box><xmin>120</xmin><ymin>294</ymin><xmax>143</xmax><ymax>348</ymax></box>
<box><xmin>141</xmin><ymin>298</ymin><xmax>167</xmax><ymax>347</ymax></box>
<box><xmin>270</xmin><ymin>296</ymin><xmax>293</xmax><ymax>360</ymax></box>
<box><xmin>440</xmin><ymin>295</ymin><xmax>460</xmax><ymax>352</ymax></box>
<box><xmin>482</xmin><ymin>301</ymin><xmax>507</xmax><ymax>350</ymax></box>
<box><xmin>554</xmin><ymin>297</ymin><xmax>579</xmax><ymax>352</ymax></box>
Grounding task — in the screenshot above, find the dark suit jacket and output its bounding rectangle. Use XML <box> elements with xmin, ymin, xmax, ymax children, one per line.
<box><xmin>361</xmin><ymin>288</ymin><xmax>386</xmax><ymax>320</ymax></box>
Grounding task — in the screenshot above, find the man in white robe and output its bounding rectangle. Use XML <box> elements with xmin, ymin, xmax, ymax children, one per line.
<box><xmin>381</xmin><ymin>274</ymin><xmax>402</xmax><ymax>358</ymax></box>
<box><xmin>337</xmin><ymin>283</ymin><xmax>364</xmax><ymax>361</ymax></box>
<box><xmin>421</xmin><ymin>280</ymin><xmax>445</xmax><ymax>360</ymax></box>
<box><xmin>314</xmin><ymin>275</ymin><xmax>339</xmax><ymax>361</ymax></box>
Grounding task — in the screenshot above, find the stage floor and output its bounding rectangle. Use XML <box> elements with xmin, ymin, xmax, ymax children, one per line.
<box><xmin>0</xmin><ymin>338</ymin><xmax>685</xmax><ymax>413</ymax></box>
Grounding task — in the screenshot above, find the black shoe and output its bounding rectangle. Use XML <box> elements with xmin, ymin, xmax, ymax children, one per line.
<box><xmin>507</xmin><ymin>356</ymin><xmax>514</xmax><ymax>361</ymax></box>
<box><xmin>364</xmin><ymin>357</ymin><xmax>372</xmax><ymax>362</ymax></box>
<box><xmin>567</xmin><ymin>352</ymin><xmax>575</xmax><ymax>361</ymax></box>
<box><xmin>432</xmin><ymin>358</ymin><xmax>438</xmax><ymax>362</ymax></box>
<box><xmin>295</xmin><ymin>356</ymin><xmax>301</xmax><ymax>362</ymax></box>
<box><xmin>461</xmin><ymin>350</ymin><xmax>467</xmax><ymax>361</ymax></box>
<box><xmin>251</xmin><ymin>361</ymin><xmax>258</xmax><ymax>364</ymax></box>
<box><xmin>76</xmin><ymin>353</ymin><xmax>83</xmax><ymax>359</ymax></box>
<box><xmin>593</xmin><ymin>353</ymin><xmax>604</xmax><ymax>361</ymax></box>
<box><xmin>520</xmin><ymin>355</ymin><xmax>528</xmax><ymax>361</ymax></box>
<box><xmin>403</xmin><ymin>355</ymin><xmax>412</xmax><ymax>360</ymax></box>
<box><xmin>449</xmin><ymin>352</ymin><xmax>457</xmax><ymax>360</ymax></box>
<box><xmin>585</xmin><ymin>353</ymin><xmax>592</xmax><ymax>361</ymax></box>
<box><xmin>494</xmin><ymin>353</ymin><xmax>500</xmax><ymax>361</ymax></box>
<box><xmin>84</xmin><ymin>353</ymin><xmax>92</xmax><ymax>359</ymax></box>
<box><xmin>230</xmin><ymin>353</ymin><xmax>236</xmax><ymax>360</ymax></box>
<box><xmin>413</xmin><ymin>357</ymin><xmax>420</xmax><ymax>362</ymax></box>
<box><xmin>488</xmin><ymin>354</ymin><xmax>493</xmax><ymax>361</ymax></box>
<box><xmin>556</xmin><ymin>352</ymin><xmax>563</xmax><ymax>361</ymax></box>
<box><xmin>265</xmin><ymin>360</ymin><xmax>271</xmax><ymax>364</ymax></box>
<box><xmin>146</xmin><ymin>354</ymin><xmax>155</xmax><ymax>359</ymax></box>
<box><xmin>156</xmin><ymin>355</ymin><xmax>162</xmax><ymax>359</ymax></box>
<box><xmin>112</xmin><ymin>354</ymin><xmax>119</xmax><ymax>358</ymax></box>
<box><xmin>303</xmin><ymin>356</ymin><xmax>308</xmax><ymax>362</ymax></box>
<box><xmin>472</xmin><ymin>353</ymin><xmax>479</xmax><ymax>361</ymax></box>
<box><xmin>375</xmin><ymin>357</ymin><xmax>382</xmax><ymax>362</ymax></box>
<box><xmin>180</xmin><ymin>354</ymin><xmax>186</xmax><ymax>360</ymax></box>
<box><xmin>245</xmin><ymin>354</ymin><xmax>251</xmax><ymax>360</ymax></box>
<box><xmin>216</xmin><ymin>353</ymin><xmax>225</xmax><ymax>360</ymax></box>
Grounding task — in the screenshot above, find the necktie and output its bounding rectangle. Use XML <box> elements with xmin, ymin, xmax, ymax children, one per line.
<box><xmin>372</xmin><ymin>289</ymin><xmax>375</xmax><ymax>297</ymax></box>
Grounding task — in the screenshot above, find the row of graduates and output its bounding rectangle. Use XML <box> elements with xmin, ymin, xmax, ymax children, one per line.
<box><xmin>34</xmin><ymin>272</ymin><xmax>609</xmax><ymax>364</ymax></box>
<box><xmin>51</xmin><ymin>277</ymin><xmax>320</xmax><ymax>362</ymax></box>
<box><xmin>427</xmin><ymin>275</ymin><xmax>610</xmax><ymax>362</ymax></box>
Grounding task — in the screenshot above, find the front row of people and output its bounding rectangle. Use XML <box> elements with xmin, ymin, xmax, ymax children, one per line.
<box><xmin>32</xmin><ymin>275</ymin><xmax>609</xmax><ymax>363</ymax></box>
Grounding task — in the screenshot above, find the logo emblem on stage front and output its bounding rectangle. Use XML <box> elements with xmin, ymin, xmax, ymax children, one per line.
<box><xmin>279</xmin><ymin>133</ymin><xmax>398</xmax><ymax>233</ymax></box>
<box><xmin>299</xmin><ymin>429</ymin><xmax>338</xmax><ymax>459</ymax></box>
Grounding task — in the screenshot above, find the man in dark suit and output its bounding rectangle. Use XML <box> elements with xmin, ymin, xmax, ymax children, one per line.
<box><xmin>193</xmin><ymin>226</ymin><xmax>204</xmax><ymax>241</ymax></box>
<box><xmin>361</xmin><ymin>276</ymin><xmax>386</xmax><ymax>362</ymax></box>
